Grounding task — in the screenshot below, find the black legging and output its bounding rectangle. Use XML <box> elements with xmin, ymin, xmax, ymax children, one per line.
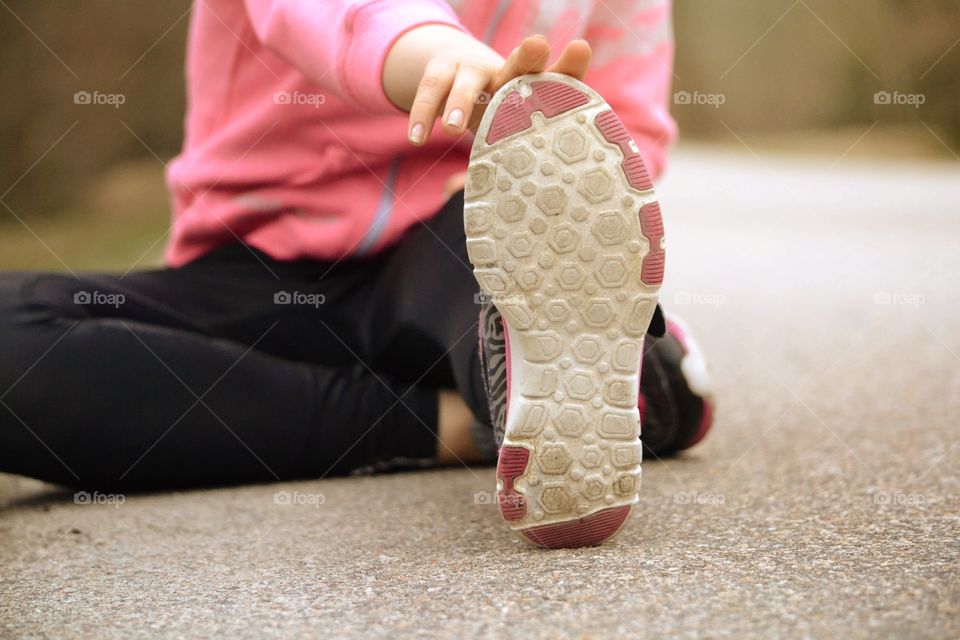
<box><xmin>0</xmin><ymin>192</ymin><xmax>488</xmax><ymax>490</ymax></box>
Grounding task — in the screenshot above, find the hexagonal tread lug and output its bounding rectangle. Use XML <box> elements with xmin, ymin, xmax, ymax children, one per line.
<box><xmin>572</xmin><ymin>336</ymin><xmax>603</xmax><ymax>364</ymax></box>
<box><xmin>591</xmin><ymin>211</ymin><xmax>629</xmax><ymax>246</ymax></box>
<box><xmin>554</xmin><ymin>406</ymin><xmax>588</xmax><ymax>436</ymax></box>
<box><xmin>547</xmin><ymin>223</ymin><xmax>580</xmax><ymax>254</ymax></box>
<box><xmin>539</xmin><ymin>483</ymin><xmax>577</xmax><ymax>513</ymax></box>
<box><xmin>507</xmin><ymin>232</ymin><xmax>535</xmax><ymax>257</ymax></box>
<box><xmin>537</xmin><ymin>443</ymin><xmax>573</xmax><ymax>475</ymax></box>
<box><xmin>596</xmin><ymin>256</ymin><xmax>628</xmax><ymax>287</ymax></box>
<box><xmin>582</xmin><ymin>299</ymin><xmax>615</xmax><ymax>328</ymax></box>
<box><xmin>504</xmin><ymin>144</ymin><xmax>536</xmax><ymax>178</ymax></box>
<box><xmin>578</xmin><ymin>168</ymin><xmax>614</xmax><ymax>203</ymax></box>
<box><xmin>564</xmin><ymin>370</ymin><xmax>597</xmax><ymax>401</ymax></box>
<box><xmin>468</xmin><ymin>161</ymin><xmax>496</xmax><ymax>196</ymax></box>
<box><xmin>535</xmin><ymin>185</ymin><xmax>568</xmax><ymax>216</ymax></box>
<box><xmin>497</xmin><ymin>196</ymin><xmax>527</xmax><ymax>222</ymax></box>
<box><xmin>553</xmin><ymin>127</ymin><xmax>588</xmax><ymax>164</ymax></box>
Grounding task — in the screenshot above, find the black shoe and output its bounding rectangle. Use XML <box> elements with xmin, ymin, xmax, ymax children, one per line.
<box><xmin>639</xmin><ymin>314</ymin><xmax>714</xmax><ymax>457</ymax></box>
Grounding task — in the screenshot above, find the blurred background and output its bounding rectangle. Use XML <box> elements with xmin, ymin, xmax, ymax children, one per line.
<box><xmin>0</xmin><ymin>0</ymin><xmax>958</xmax><ymax>270</ymax></box>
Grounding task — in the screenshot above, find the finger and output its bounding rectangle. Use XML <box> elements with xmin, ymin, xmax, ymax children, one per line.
<box><xmin>408</xmin><ymin>58</ymin><xmax>457</xmax><ymax>145</ymax></box>
<box><xmin>441</xmin><ymin>63</ymin><xmax>489</xmax><ymax>135</ymax></box>
<box><xmin>493</xmin><ymin>35</ymin><xmax>550</xmax><ymax>87</ymax></box>
<box><xmin>548</xmin><ymin>39</ymin><xmax>592</xmax><ymax>80</ymax></box>
<box><xmin>512</xmin><ymin>35</ymin><xmax>551</xmax><ymax>74</ymax></box>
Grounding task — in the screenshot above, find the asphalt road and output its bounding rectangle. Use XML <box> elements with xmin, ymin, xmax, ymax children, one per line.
<box><xmin>2</xmin><ymin>146</ymin><xmax>958</xmax><ymax>639</ymax></box>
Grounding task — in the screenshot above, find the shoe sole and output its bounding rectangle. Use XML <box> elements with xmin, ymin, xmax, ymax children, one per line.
<box><xmin>464</xmin><ymin>73</ymin><xmax>664</xmax><ymax>548</ymax></box>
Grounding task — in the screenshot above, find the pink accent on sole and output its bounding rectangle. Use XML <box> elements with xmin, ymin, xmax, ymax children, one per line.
<box><xmin>486</xmin><ymin>81</ymin><xmax>589</xmax><ymax>144</ymax></box>
<box><xmin>522</xmin><ymin>506</ymin><xmax>632</xmax><ymax>548</ymax></box>
<box><xmin>529</xmin><ymin>80</ymin><xmax>590</xmax><ymax>117</ymax></box>
<box><xmin>594</xmin><ymin>110</ymin><xmax>654</xmax><ymax>191</ymax></box>
<box><xmin>486</xmin><ymin>91</ymin><xmax>529</xmax><ymax>145</ymax></box>
<box><xmin>639</xmin><ymin>202</ymin><xmax>665</xmax><ymax>286</ymax></box>
<box><xmin>496</xmin><ymin>446</ymin><xmax>529</xmax><ymax>522</ymax></box>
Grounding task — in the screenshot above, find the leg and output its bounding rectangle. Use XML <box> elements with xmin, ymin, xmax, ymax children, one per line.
<box><xmin>360</xmin><ymin>191</ymin><xmax>490</xmax><ymax>424</ymax></box>
<box><xmin>436</xmin><ymin>390</ymin><xmax>482</xmax><ymax>464</ymax></box>
<box><xmin>0</xmin><ymin>269</ymin><xmax>439</xmax><ymax>490</ymax></box>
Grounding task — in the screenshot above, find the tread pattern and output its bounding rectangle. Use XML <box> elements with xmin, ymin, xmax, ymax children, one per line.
<box><xmin>487</xmin><ymin>81</ymin><xmax>590</xmax><ymax>144</ymax></box>
<box><xmin>594</xmin><ymin>110</ymin><xmax>654</xmax><ymax>191</ymax></box>
<box><xmin>497</xmin><ymin>446</ymin><xmax>529</xmax><ymax>521</ymax></box>
<box><xmin>522</xmin><ymin>505</ymin><xmax>631</xmax><ymax>548</ymax></box>
<box><xmin>639</xmin><ymin>202</ymin><xmax>665</xmax><ymax>286</ymax></box>
<box><xmin>467</xmin><ymin>74</ymin><xmax>664</xmax><ymax>547</ymax></box>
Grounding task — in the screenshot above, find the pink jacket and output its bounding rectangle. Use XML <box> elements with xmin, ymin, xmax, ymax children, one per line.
<box><xmin>165</xmin><ymin>0</ymin><xmax>676</xmax><ymax>266</ymax></box>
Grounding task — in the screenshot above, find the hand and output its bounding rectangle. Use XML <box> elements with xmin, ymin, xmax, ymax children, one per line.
<box><xmin>384</xmin><ymin>28</ymin><xmax>591</xmax><ymax>146</ymax></box>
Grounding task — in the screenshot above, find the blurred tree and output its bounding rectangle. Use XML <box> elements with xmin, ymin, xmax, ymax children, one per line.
<box><xmin>673</xmin><ymin>0</ymin><xmax>959</xmax><ymax>145</ymax></box>
<box><xmin>0</xmin><ymin>1</ymin><xmax>190</xmax><ymax>215</ymax></box>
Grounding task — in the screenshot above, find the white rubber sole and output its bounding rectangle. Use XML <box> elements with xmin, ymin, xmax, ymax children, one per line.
<box><xmin>464</xmin><ymin>73</ymin><xmax>664</xmax><ymax>544</ymax></box>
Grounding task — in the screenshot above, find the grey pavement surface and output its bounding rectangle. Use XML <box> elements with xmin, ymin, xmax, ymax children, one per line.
<box><xmin>2</xmin><ymin>146</ymin><xmax>959</xmax><ymax>638</ymax></box>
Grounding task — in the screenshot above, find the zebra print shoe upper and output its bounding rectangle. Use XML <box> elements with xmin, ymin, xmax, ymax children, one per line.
<box><xmin>478</xmin><ymin>300</ymin><xmax>508</xmax><ymax>449</ymax></box>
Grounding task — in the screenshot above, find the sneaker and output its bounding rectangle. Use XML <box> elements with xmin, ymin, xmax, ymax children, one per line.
<box><xmin>465</xmin><ymin>72</ymin><xmax>665</xmax><ymax>547</ymax></box>
<box><xmin>639</xmin><ymin>314</ymin><xmax>715</xmax><ymax>457</ymax></box>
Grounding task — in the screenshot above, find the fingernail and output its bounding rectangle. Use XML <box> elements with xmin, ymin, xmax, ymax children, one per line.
<box><xmin>409</xmin><ymin>122</ymin><xmax>424</xmax><ymax>144</ymax></box>
<box><xmin>446</xmin><ymin>108</ymin><xmax>464</xmax><ymax>128</ymax></box>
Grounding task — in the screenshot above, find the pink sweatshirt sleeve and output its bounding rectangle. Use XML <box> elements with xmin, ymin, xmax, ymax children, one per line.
<box><xmin>242</xmin><ymin>0</ymin><xmax>467</xmax><ymax>112</ymax></box>
<box><xmin>583</xmin><ymin>0</ymin><xmax>677</xmax><ymax>179</ymax></box>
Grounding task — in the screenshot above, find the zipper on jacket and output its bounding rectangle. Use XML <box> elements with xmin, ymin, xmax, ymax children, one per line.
<box><xmin>356</xmin><ymin>155</ymin><xmax>401</xmax><ymax>255</ymax></box>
